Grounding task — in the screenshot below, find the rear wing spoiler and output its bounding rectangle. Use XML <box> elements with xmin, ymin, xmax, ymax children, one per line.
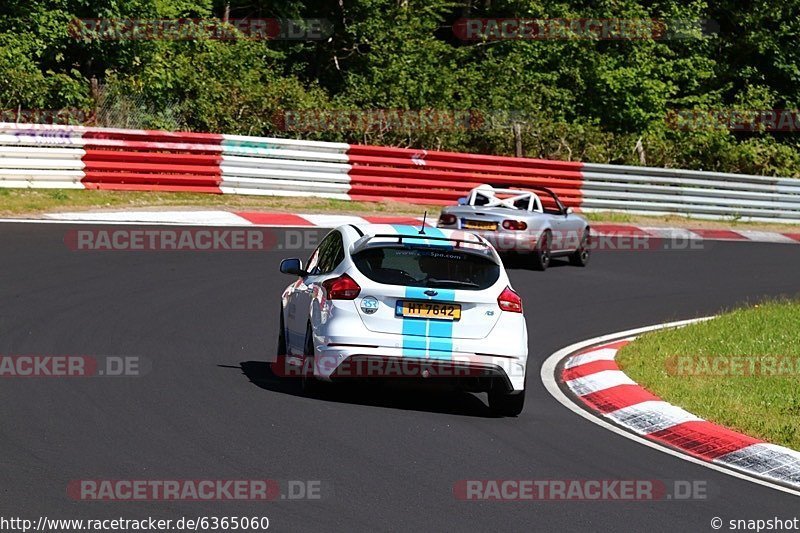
<box><xmin>351</xmin><ymin>232</ymin><xmax>497</xmax><ymax>259</ymax></box>
<box><xmin>366</xmin><ymin>233</ymin><xmax>489</xmax><ymax>247</ymax></box>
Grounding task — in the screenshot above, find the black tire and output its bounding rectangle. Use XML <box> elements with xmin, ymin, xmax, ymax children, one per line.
<box><xmin>270</xmin><ymin>307</ymin><xmax>289</xmax><ymax>377</ymax></box>
<box><xmin>569</xmin><ymin>228</ymin><xmax>591</xmax><ymax>267</ymax></box>
<box><xmin>531</xmin><ymin>230</ymin><xmax>552</xmax><ymax>271</ymax></box>
<box><xmin>488</xmin><ymin>388</ymin><xmax>525</xmax><ymax>417</ymax></box>
<box><xmin>301</xmin><ymin>324</ymin><xmax>322</xmax><ymax>395</ymax></box>
<box><xmin>277</xmin><ymin>306</ymin><xmax>287</xmax><ymax>357</ymax></box>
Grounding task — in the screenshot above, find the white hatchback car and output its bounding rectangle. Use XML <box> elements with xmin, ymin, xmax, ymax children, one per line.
<box><xmin>277</xmin><ymin>224</ymin><xmax>529</xmax><ymax>416</ymax></box>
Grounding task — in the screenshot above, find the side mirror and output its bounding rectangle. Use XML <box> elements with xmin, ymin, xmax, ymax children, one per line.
<box><xmin>565</xmin><ymin>207</ymin><xmax>574</xmax><ymax>215</ymax></box>
<box><xmin>280</xmin><ymin>258</ymin><xmax>306</xmax><ymax>276</ymax></box>
<box><xmin>457</xmin><ymin>196</ymin><xmax>468</xmax><ymax>205</ymax></box>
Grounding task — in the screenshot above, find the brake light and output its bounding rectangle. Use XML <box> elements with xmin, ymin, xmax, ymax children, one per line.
<box><xmin>502</xmin><ymin>220</ymin><xmax>528</xmax><ymax>231</ymax></box>
<box><xmin>438</xmin><ymin>213</ymin><xmax>457</xmax><ymax>226</ymax></box>
<box><xmin>322</xmin><ymin>274</ymin><xmax>361</xmax><ymax>300</ymax></box>
<box><xmin>498</xmin><ymin>286</ymin><xmax>523</xmax><ymax>313</ymax></box>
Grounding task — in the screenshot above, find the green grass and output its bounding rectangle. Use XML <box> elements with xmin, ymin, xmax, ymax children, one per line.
<box><xmin>584</xmin><ymin>211</ymin><xmax>634</xmax><ymax>223</ymax></box>
<box><xmin>617</xmin><ymin>300</ymin><xmax>800</xmax><ymax>450</ymax></box>
<box><xmin>48</xmin><ymin>189</ymin><xmax>69</xmax><ymax>201</ymax></box>
<box><xmin>582</xmin><ymin>210</ymin><xmax>800</xmax><ymax>230</ymax></box>
<box><xmin>0</xmin><ymin>188</ymin><xmax>438</xmax><ymax>217</ymax></box>
<box><xmin>2</xmin><ymin>188</ymin><xmax>800</xmax><ymax>231</ymax></box>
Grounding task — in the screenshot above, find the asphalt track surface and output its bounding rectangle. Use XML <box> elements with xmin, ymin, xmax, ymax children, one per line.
<box><xmin>1</xmin><ymin>223</ymin><xmax>799</xmax><ymax>532</ymax></box>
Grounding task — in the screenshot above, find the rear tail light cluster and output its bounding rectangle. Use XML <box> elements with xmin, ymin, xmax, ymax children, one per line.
<box><xmin>502</xmin><ymin>220</ymin><xmax>528</xmax><ymax>231</ymax></box>
<box><xmin>497</xmin><ymin>286</ymin><xmax>523</xmax><ymax>313</ymax></box>
<box><xmin>438</xmin><ymin>214</ymin><xmax>457</xmax><ymax>226</ymax></box>
<box><xmin>322</xmin><ymin>274</ymin><xmax>361</xmax><ymax>300</ymax></box>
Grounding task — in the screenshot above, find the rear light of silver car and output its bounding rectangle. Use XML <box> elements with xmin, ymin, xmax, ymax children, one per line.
<box><xmin>502</xmin><ymin>220</ymin><xmax>528</xmax><ymax>231</ymax></box>
<box><xmin>322</xmin><ymin>274</ymin><xmax>361</xmax><ymax>300</ymax></box>
<box><xmin>497</xmin><ymin>286</ymin><xmax>523</xmax><ymax>313</ymax></box>
<box><xmin>438</xmin><ymin>214</ymin><xmax>457</xmax><ymax>226</ymax></box>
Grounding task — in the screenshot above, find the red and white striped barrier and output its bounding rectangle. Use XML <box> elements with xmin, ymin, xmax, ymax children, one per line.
<box><xmin>562</xmin><ymin>340</ymin><xmax>800</xmax><ymax>489</ymax></box>
<box><xmin>2</xmin><ymin>122</ymin><xmax>800</xmax><ymax>223</ymax></box>
<box><xmin>0</xmin><ymin>125</ymin><xmax>224</xmax><ymax>193</ymax></box>
<box><xmin>345</xmin><ymin>145</ymin><xmax>583</xmax><ymax>208</ymax></box>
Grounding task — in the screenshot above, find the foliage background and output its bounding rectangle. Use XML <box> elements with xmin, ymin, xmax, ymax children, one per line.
<box><xmin>1</xmin><ymin>0</ymin><xmax>799</xmax><ymax>175</ymax></box>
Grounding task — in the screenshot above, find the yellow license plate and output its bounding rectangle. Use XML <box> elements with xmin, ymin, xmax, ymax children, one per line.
<box><xmin>463</xmin><ymin>220</ymin><xmax>498</xmax><ymax>230</ymax></box>
<box><xmin>398</xmin><ymin>301</ymin><xmax>461</xmax><ymax>321</ymax></box>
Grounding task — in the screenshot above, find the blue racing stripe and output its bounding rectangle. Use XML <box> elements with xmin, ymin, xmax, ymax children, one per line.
<box><xmin>391</xmin><ymin>225</ymin><xmax>428</xmax><ymax>356</ymax></box>
<box><xmin>401</xmin><ymin>289</ymin><xmax>428</xmax><ymax>357</ymax></box>
<box><xmin>426</xmin><ymin>289</ymin><xmax>455</xmax><ymax>360</ymax></box>
<box><xmin>401</xmin><ymin>287</ymin><xmax>430</xmax><ymax>357</ymax></box>
<box><xmin>400</xmin><ymin>285</ymin><xmax>456</xmax><ymax>360</ymax></box>
<box><xmin>390</xmin><ymin>225</ymin><xmax>456</xmax><ymax>360</ymax></box>
<box><xmin>421</xmin><ymin>225</ymin><xmax>446</xmax><ymax>238</ymax></box>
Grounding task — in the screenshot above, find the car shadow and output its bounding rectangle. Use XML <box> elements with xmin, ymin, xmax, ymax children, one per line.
<box><xmin>219</xmin><ymin>361</ymin><xmax>501</xmax><ymax>418</ymax></box>
<box><xmin>502</xmin><ymin>254</ymin><xmax>570</xmax><ymax>271</ymax></box>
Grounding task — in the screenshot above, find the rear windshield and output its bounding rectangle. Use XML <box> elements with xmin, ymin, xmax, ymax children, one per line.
<box><xmin>352</xmin><ymin>246</ymin><xmax>500</xmax><ymax>290</ymax></box>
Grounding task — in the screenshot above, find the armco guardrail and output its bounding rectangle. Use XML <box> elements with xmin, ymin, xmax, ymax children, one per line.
<box><xmin>2</xmin><ymin>122</ymin><xmax>800</xmax><ymax>223</ymax></box>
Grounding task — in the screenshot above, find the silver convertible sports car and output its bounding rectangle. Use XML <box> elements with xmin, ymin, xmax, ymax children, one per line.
<box><xmin>436</xmin><ymin>185</ymin><xmax>591</xmax><ymax>271</ymax></box>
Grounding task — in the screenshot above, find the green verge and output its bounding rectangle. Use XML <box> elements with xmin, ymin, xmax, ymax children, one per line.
<box><xmin>617</xmin><ymin>300</ymin><xmax>800</xmax><ymax>450</ymax></box>
<box><xmin>0</xmin><ymin>189</ymin><xmax>438</xmax><ymax>217</ymax></box>
<box><xmin>3</xmin><ymin>189</ymin><xmax>800</xmax><ymax>232</ymax></box>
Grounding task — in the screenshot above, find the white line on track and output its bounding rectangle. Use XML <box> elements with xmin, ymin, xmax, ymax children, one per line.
<box><xmin>0</xmin><ymin>218</ymin><xmax>312</xmax><ymax>228</ymax></box>
<box><xmin>44</xmin><ymin>210</ymin><xmax>250</xmax><ymax>225</ymax></box>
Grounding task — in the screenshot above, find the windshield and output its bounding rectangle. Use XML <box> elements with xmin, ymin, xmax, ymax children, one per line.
<box><xmin>352</xmin><ymin>246</ymin><xmax>500</xmax><ymax>290</ymax></box>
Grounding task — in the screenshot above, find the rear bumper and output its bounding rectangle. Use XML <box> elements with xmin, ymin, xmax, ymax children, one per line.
<box><xmin>451</xmin><ymin>228</ymin><xmax>539</xmax><ymax>253</ymax></box>
<box><xmin>330</xmin><ymin>355</ymin><xmax>515</xmax><ymax>391</ymax></box>
<box><xmin>297</xmin><ymin>294</ymin><xmax>529</xmax><ymax>392</ymax></box>
<box><xmin>312</xmin><ymin>345</ymin><xmax>527</xmax><ymax>392</ymax></box>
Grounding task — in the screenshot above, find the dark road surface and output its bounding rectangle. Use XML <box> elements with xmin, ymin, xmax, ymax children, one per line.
<box><xmin>1</xmin><ymin>223</ymin><xmax>798</xmax><ymax>531</ymax></box>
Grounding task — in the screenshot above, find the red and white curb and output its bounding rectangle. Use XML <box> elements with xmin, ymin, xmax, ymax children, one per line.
<box><xmin>10</xmin><ymin>211</ymin><xmax>800</xmax><ymax>244</ymax></box>
<box><xmin>541</xmin><ymin>319</ymin><xmax>800</xmax><ymax>497</ymax></box>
